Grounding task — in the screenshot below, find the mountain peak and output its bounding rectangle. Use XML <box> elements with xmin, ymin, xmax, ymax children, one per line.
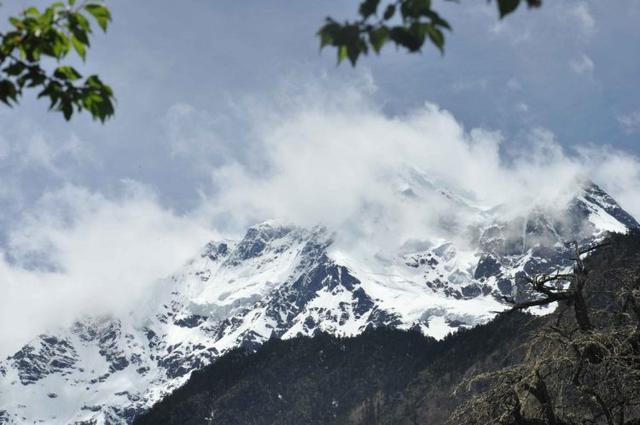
<box><xmin>1</xmin><ymin>183</ymin><xmax>637</xmax><ymax>425</ymax></box>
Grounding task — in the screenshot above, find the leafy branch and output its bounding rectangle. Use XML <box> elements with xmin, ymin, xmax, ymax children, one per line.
<box><xmin>318</xmin><ymin>0</ymin><xmax>542</xmax><ymax>66</ymax></box>
<box><xmin>0</xmin><ymin>0</ymin><xmax>114</xmax><ymax>122</ymax></box>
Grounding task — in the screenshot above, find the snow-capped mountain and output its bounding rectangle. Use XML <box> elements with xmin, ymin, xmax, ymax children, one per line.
<box><xmin>0</xmin><ymin>181</ymin><xmax>637</xmax><ymax>425</ymax></box>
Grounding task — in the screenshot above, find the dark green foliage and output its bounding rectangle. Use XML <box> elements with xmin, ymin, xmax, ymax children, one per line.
<box><xmin>134</xmin><ymin>313</ymin><xmax>538</xmax><ymax>425</ymax></box>
<box><xmin>449</xmin><ymin>230</ymin><xmax>640</xmax><ymax>425</ymax></box>
<box><xmin>318</xmin><ymin>0</ymin><xmax>542</xmax><ymax>66</ymax></box>
<box><xmin>0</xmin><ymin>0</ymin><xmax>114</xmax><ymax>121</ymax></box>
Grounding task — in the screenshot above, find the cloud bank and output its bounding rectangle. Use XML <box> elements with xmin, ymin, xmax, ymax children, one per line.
<box><xmin>203</xmin><ymin>79</ymin><xmax>640</xmax><ymax>242</ymax></box>
<box><xmin>2</xmin><ymin>78</ymin><xmax>640</xmax><ymax>356</ymax></box>
<box><xmin>0</xmin><ymin>183</ymin><xmax>213</xmax><ymax>357</ymax></box>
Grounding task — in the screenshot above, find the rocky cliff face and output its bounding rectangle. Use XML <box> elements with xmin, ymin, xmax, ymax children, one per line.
<box><xmin>0</xmin><ymin>182</ymin><xmax>636</xmax><ymax>424</ymax></box>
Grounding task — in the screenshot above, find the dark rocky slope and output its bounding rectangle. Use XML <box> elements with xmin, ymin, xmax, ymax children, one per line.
<box><xmin>134</xmin><ymin>312</ymin><xmax>538</xmax><ymax>425</ymax></box>
<box><xmin>134</xmin><ymin>230</ymin><xmax>640</xmax><ymax>425</ymax></box>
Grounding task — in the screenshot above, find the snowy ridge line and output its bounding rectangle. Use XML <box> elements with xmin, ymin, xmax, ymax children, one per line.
<box><xmin>0</xmin><ymin>181</ymin><xmax>637</xmax><ymax>425</ymax></box>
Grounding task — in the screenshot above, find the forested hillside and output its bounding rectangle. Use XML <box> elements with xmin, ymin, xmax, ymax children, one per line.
<box><xmin>134</xmin><ymin>312</ymin><xmax>537</xmax><ymax>425</ymax></box>
<box><xmin>135</xmin><ymin>230</ymin><xmax>640</xmax><ymax>425</ymax></box>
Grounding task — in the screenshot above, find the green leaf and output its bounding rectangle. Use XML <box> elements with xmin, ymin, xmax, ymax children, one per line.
<box><xmin>390</xmin><ymin>26</ymin><xmax>421</xmax><ymax>52</ymax></box>
<box><xmin>400</xmin><ymin>0</ymin><xmax>431</xmax><ymax>19</ymax></box>
<box><xmin>0</xmin><ymin>80</ymin><xmax>18</xmax><ymax>105</ymax></box>
<box><xmin>318</xmin><ymin>20</ymin><xmax>340</xmax><ymax>49</ymax></box>
<box><xmin>38</xmin><ymin>81</ymin><xmax>62</xmax><ymax>109</ymax></box>
<box><xmin>3</xmin><ymin>31</ymin><xmax>24</xmax><ymax>49</ymax></box>
<box><xmin>68</xmin><ymin>12</ymin><xmax>92</xmax><ymax>34</ymax></box>
<box><xmin>9</xmin><ymin>17</ymin><xmax>24</xmax><ymax>29</ymax></box>
<box><xmin>85</xmin><ymin>4</ymin><xmax>111</xmax><ymax>32</ymax></box>
<box><xmin>69</xmin><ymin>25</ymin><xmax>90</xmax><ymax>46</ymax></box>
<box><xmin>85</xmin><ymin>75</ymin><xmax>111</xmax><ymax>92</ymax></box>
<box><xmin>50</xmin><ymin>31</ymin><xmax>71</xmax><ymax>59</ymax></box>
<box><xmin>383</xmin><ymin>4</ymin><xmax>396</xmax><ymax>20</ymax></box>
<box><xmin>369</xmin><ymin>26</ymin><xmax>389</xmax><ymax>53</ymax></box>
<box><xmin>415</xmin><ymin>0</ymin><xmax>432</xmax><ymax>14</ymax></box>
<box><xmin>426</xmin><ymin>24</ymin><xmax>444</xmax><ymax>53</ymax></box>
<box><xmin>425</xmin><ymin>10</ymin><xmax>451</xmax><ymax>30</ymax></box>
<box><xmin>358</xmin><ymin>0</ymin><xmax>380</xmax><ymax>19</ymax></box>
<box><xmin>54</xmin><ymin>65</ymin><xmax>82</xmax><ymax>81</ymax></box>
<box><xmin>71</xmin><ymin>34</ymin><xmax>87</xmax><ymax>60</ymax></box>
<box><xmin>497</xmin><ymin>0</ymin><xmax>521</xmax><ymax>18</ymax></box>
<box><xmin>82</xmin><ymin>75</ymin><xmax>115</xmax><ymax>122</ymax></box>
<box><xmin>60</xmin><ymin>98</ymin><xmax>73</xmax><ymax>120</ymax></box>
<box><xmin>23</xmin><ymin>7</ymin><xmax>41</xmax><ymax>18</ymax></box>
<box><xmin>346</xmin><ymin>42</ymin><xmax>362</xmax><ymax>66</ymax></box>
<box><xmin>42</xmin><ymin>7</ymin><xmax>56</xmax><ymax>25</ymax></box>
<box><xmin>20</xmin><ymin>67</ymin><xmax>47</xmax><ymax>88</ymax></box>
<box><xmin>18</xmin><ymin>45</ymin><xmax>27</xmax><ymax>61</ymax></box>
<box><xmin>408</xmin><ymin>22</ymin><xmax>427</xmax><ymax>49</ymax></box>
<box><xmin>3</xmin><ymin>61</ymin><xmax>26</xmax><ymax>76</ymax></box>
<box><xmin>22</xmin><ymin>16</ymin><xmax>40</xmax><ymax>33</ymax></box>
<box><xmin>337</xmin><ymin>45</ymin><xmax>348</xmax><ymax>64</ymax></box>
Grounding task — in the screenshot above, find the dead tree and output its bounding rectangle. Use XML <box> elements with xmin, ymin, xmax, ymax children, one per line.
<box><xmin>448</xmin><ymin>239</ymin><xmax>640</xmax><ymax>425</ymax></box>
<box><xmin>503</xmin><ymin>241</ymin><xmax>610</xmax><ymax>331</ymax></box>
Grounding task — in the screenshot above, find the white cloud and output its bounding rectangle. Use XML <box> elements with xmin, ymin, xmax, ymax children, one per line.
<box><xmin>0</xmin><ymin>183</ymin><xmax>214</xmax><ymax>357</ymax></box>
<box><xmin>3</xmin><ymin>79</ymin><xmax>640</xmax><ymax>358</ymax></box>
<box><xmin>569</xmin><ymin>53</ymin><xmax>595</xmax><ymax>75</ymax></box>
<box><xmin>618</xmin><ymin>110</ymin><xmax>640</xmax><ymax>134</ymax></box>
<box><xmin>201</xmin><ymin>82</ymin><xmax>639</xmax><ymax>244</ymax></box>
<box><xmin>485</xmin><ymin>2</ymin><xmax>596</xmax><ymax>47</ymax></box>
<box><xmin>516</xmin><ymin>102</ymin><xmax>529</xmax><ymax>112</ymax></box>
<box><xmin>507</xmin><ymin>78</ymin><xmax>522</xmax><ymax>91</ymax></box>
<box><xmin>567</xmin><ymin>2</ymin><xmax>596</xmax><ymax>36</ymax></box>
<box><xmin>451</xmin><ymin>78</ymin><xmax>489</xmax><ymax>93</ymax></box>
<box><xmin>164</xmin><ymin>103</ymin><xmax>226</xmax><ymax>161</ymax></box>
<box><xmin>0</xmin><ymin>119</ymin><xmax>95</xmax><ymax>177</ymax></box>
<box><xmin>578</xmin><ymin>146</ymin><xmax>640</xmax><ymax>219</ymax></box>
<box><xmin>489</xmin><ymin>20</ymin><xmax>532</xmax><ymax>45</ymax></box>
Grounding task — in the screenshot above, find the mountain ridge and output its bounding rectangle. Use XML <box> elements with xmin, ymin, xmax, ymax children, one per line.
<box><xmin>132</xmin><ymin>229</ymin><xmax>640</xmax><ymax>425</ymax></box>
<box><xmin>0</xmin><ymin>181</ymin><xmax>637</xmax><ymax>424</ymax></box>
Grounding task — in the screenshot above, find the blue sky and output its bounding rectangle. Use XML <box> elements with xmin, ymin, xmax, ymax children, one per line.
<box><xmin>1</xmin><ymin>0</ymin><xmax>640</xmax><ymax>353</ymax></box>
<box><xmin>0</xmin><ymin>0</ymin><xmax>638</xmax><ymax>219</ymax></box>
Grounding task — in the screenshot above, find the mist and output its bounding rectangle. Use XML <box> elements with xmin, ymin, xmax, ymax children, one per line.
<box><xmin>2</xmin><ymin>79</ymin><xmax>640</xmax><ymax>357</ymax></box>
<box><xmin>0</xmin><ymin>183</ymin><xmax>214</xmax><ymax>357</ymax></box>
